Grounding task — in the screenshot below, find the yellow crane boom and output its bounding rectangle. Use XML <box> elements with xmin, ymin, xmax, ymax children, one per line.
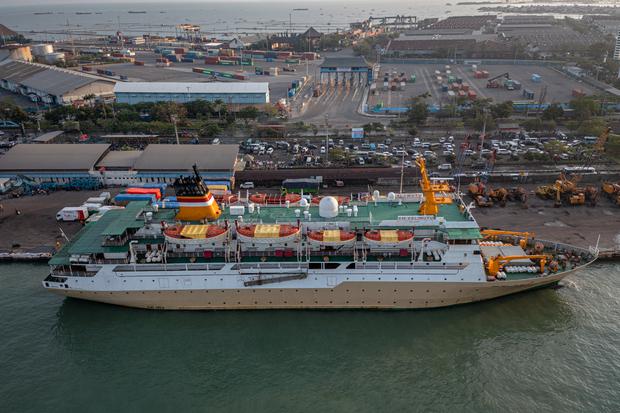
<box><xmin>481</xmin><ymin>229</ymin><xmax>535</xmax><ymax>249</ymax></box>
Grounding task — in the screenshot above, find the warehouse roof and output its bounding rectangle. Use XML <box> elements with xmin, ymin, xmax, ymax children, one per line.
<box><xmin>96</xmin><ymin>150</ymin><xmax>143</xmax><ymax>169</ymax></box>
<box><xmin>0</xmin><ymin>60</ymin><xmax>46</xmax><ymax>83</ymax></box>
<box><xmin>20</xmin><ymin>69</ymin><xmax>103</xmax><ymax>96</ymax></box>
<box><xmin>114</xmin><ymin>82</ymin><xmax>269</xmax><ymax>94</ymax></box>
<box><xmin>0</xmin><ymin>144</ymin><xmax>110</xmax><ymax>171</ymax></box>
<box><xmin>0</xmin><ymin>60</ymin><xmax>115</xmax><ymax>96</ymax></box>
<box><xmin>0</xmin><ymin>24</ymin><xmax>17</xmax><ymax>37</ymax></box>
<box><xmin>320</xmin><ymin>56</ymin><xmax>371</xmax><ymax>68</ymax></box>
<box><xmin>132</xmin><ymin>144</ymin><xmax>238</xmax><ymax>171</ymax></box>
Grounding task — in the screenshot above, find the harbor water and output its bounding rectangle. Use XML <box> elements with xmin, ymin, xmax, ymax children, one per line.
<box><xmin>0</xmin><ymin>262</ymin><xmax>619</xmax><ymax>412</ymax></box>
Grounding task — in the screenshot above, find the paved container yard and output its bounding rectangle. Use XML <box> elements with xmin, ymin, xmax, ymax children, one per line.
<box><xmin>369</xmin><ymin>63</ymin><xmax>596</xmax><ymax>109</ymax></box>
<box><xmin>91</xmin><ymin>51</ymin><xmax>323</xmax><ymax>102</ymax></box>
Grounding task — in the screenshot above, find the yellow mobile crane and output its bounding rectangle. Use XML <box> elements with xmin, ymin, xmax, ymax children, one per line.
<box><xmin>536</xmin><ymin>127</ymin><xmax>611</xmax><ymax>206</ymax></box>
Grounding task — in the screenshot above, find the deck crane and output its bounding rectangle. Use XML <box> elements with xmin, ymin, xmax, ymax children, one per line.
<box><xmin>486</xmin><ymin>255</ymin><xmax>549</xmax><ymax>277</ymax></box>
<box><xmin>486</xmin><ymin>73</ymin><xmax>510</xmax><ymax>88</ymax></box>
<box><xmin>481</xmin><ymin>229</ymin><xmax>535</xmax><ymax>249</ymax></box>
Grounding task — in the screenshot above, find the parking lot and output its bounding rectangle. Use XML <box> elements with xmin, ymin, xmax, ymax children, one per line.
<box><xmin>368</xmin><ymin>63</ymin><xmax>596</xmax><ymax>109</ymax></box>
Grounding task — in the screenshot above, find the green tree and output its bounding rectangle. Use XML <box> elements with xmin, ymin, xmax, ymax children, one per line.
<box><xmin>570</xmin><ymin>97</ymin><xmax>599</xmax><ymax>121</ymax></box>
<box><xmin>152</xmin><ymin>102</ymin><xmax>187</xmax><ymax>123</ymax></box>
<box><xmin>489</xmin><ymin>101</ymin><xmax>513</xmax><ymax>119</ymax></box>
<box><xmin>406</xmin><ymin>98</ymin><xmax>428</xmax><ymax>125</ymax></box>
<box><xmin>542</xmin><ymin>103</ymin><xmax>564</xmax><ymax>120</ymax></box>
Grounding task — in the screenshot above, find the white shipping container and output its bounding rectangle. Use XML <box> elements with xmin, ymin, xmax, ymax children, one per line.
<box><xmin>56</xmin><ymin>206</ymin><xmax>89</xmax><ymax>222</ymax></box>
<box><xmin>82</xmin><ymin>203</ymin><xmax>103</xmax><ymax>212</ymax></box>
<box><xmin>86</xmin><ymin>197</ymin><xmax>107</xmax><ymax>204</ymax></box>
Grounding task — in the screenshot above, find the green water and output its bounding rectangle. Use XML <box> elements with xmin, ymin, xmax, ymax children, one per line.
<box><xmin>1</xmin><ymin>263</ymin><xmax>619</xmax><ymax>412</ymax></box>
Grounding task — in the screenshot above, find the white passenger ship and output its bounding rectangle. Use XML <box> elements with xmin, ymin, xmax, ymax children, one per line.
<box><xmin>43</xmin><ymin>161</ymin><xmax>596</xmax><ymax>310</ymax></box>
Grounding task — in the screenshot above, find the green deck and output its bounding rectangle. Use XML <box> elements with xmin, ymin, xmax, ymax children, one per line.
<box><xmin>220</xmin><ymin>201</ymin><xmax>471</xmax><ymax>227</ymax></box>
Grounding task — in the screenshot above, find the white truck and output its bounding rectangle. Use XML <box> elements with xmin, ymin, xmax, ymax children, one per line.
<box><xmin>56</xmin><ymin>206</ymin><xmax>89</xmax><ymax>222</ymax></box>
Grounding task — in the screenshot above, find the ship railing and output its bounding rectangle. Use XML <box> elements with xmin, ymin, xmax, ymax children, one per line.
<box><xmin>232</xmin><ymin>262</ymin><xmax>309</xmax><ymax>272</ymax></box>
<box><xmin>113</xmin><ymin>263</ymin><xmax>227</xmax><ymax>273</ymax></box>
<box><xmin>354</xmin><ymin>261</ymin><xmax>468</xmax><ymax>271</ymax></box>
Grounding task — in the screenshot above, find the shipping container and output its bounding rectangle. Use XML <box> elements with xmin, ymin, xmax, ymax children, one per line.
<box><xmin>285</xmin><ymin>58</ymin><xmax>300</xmax><ymax>64</ymax></box>
<box><xmin>133</xmin><ymin>61</ymin><xmax>145</xmax><ymax>66</ymax></box>
<box><xmin>481</xmin><ymin>70</ymin><xmax>489</xmax><ymax>78</ymax></box>
<box><xmin>523</xmin><ymin>89</ymin><xmax>535</xmax><ymax>99</ymax></box>
<box><xmin>114</xmin><ymin>193</ymin><xmax>156</xmax><ymax>206</ymax></box>
<box><xmin>458</xmin><ymin>90</ymin><xmax>467</xmax><ymax>98</ymax></box>
<box><xmin>461</xmin><ymin>83</ymin><xmax>470</xmax><ymax>92</ymax></box>
<box><xmin>410</xmin><ymin>74</ymin><xmax>416</xmax><ymax>83</ymax></box>
<box><xmin>126</xmin><ymin>187</ymin><xmax>162</xmax><ymax>199</ymax></box>
<box><xmin>82</xmin><ymin>65</ymin><xmax>93</xmax><ymax>71</ymax></box>
<box><xmin>441</xmin><ymin>84</ymin><xmax>449</xmax><ymax>92</ymax></box>
<box><xmin>512</xmin><ymin>80</ymin><xmax>522</xmax><ymax>90</ymax></box>
<box><xmin>467</xmin><ymin>90</ymin><xmax>477</xmax><ymax>100</ymax></box>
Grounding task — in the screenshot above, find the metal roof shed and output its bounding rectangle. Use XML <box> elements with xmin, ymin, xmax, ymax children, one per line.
<box><xmin>0</xmin><ymin>144</ymin><xmax>111</xmax><ymax>171</ymax></box>
<box><xmin>132</xmin><ymin>144</ymin><xmax>238</xmax><ymax>172</ymax></box>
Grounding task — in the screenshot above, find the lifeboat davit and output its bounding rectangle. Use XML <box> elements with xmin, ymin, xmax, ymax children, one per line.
<box><xmin>249</xmin><ymin>193</ymin><xmax>302</xmax><ymax>205</ymax></box>
<box><xmin>163</xmin><ymin>224</ymin><xmax>228</xmax><ymax>245</ymax></box>
<box><xmin>311</xmin><ymin>195</ymin><xmax>350</xmax><ymax>205</ymax></box>
<box><xmin>307</xmin><ymin>229</ymin><xmax>356</xmax><ymax>247</ymax></box>
<box><xmin>364</xmin><ymin>229</ymin><xmax>413</xmax><ymax>246</ymax></box>
<box><xmin>236</xmin><ymin>224</ymin><xmax>300</xmax><ymax>243</ymax></box>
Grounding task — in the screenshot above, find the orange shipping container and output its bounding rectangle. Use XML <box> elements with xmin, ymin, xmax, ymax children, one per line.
<box><xmin>125</xmin><ymin>187</ymin><xmax>162</xmax><ymax>199</ymax></box>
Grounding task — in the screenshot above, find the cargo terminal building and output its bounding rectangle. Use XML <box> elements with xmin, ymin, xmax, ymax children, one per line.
<box><xmin>0</xmin><ymin>144</ymin><xmax>239</xmax><ymax>188</ymax></box>
<box><xmin>114</xmin><ymin>82</ymin><xmax>270</xmax><ymax>105</ymax></box>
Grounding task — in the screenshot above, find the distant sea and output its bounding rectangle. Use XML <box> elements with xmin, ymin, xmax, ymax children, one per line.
<box><xmin>1</xmin><ymin>262</ymin><xmax>619</xmax><ymax>412</ymax></box>
<box><xmin>0</xmin><ymin>1</ymin><xmax>602</xmax><ymax>41</ymax></box>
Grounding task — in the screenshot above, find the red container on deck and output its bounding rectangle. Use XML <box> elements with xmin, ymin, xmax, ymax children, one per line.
<box><xmin>126</xmin><ymin>187</ymin><xmax>161</xmax><ymax>200</ymax></box>
<box><xmin>204</xmin><ymin>56</ymin><xmax>220</xmax><ymax>64</ymax></box>
<box><xmin>82</xmin><ymin>66</ymin><xmax>92</xmax><ymax>71</ymax></box>
<box><xmin>468</xmin><ymin>90</ymin><xmax>477</xmax><ymax>99</ymax></box>
<box><xmin>277</xmin><ymin>51</ymin><xmax>292</xmax><ymax>58</ymax></box>
<box><xmin>174</xmin><ymin>47</ymin><xmax>186</xmax><ymax>54</ymax></box>
<box><xmin>462</xmin><ymin>83</ymin><xmax>470</xmax><ymax>92</ymax></box>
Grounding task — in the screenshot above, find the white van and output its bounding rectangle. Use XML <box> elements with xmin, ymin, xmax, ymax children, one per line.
<box><xmin>438</xmin><ymin>163</ymin><xmax>452</xmax><ymax>171</ymax></box>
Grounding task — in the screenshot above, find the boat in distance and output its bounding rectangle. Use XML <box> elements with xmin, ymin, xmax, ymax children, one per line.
<box><xmin>43</xmin><ymin>161</ymin><xmax>597</xmax><ymax>310</ymax></box>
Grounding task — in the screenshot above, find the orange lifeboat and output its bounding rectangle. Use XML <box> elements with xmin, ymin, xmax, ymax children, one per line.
<box><xmin>364</xmin><ymin>229</ymin><xmax>413</xmax><ymax>246</ymax></box>
<box><xmin>311</xmin><ymin>195</ymin><xmax>350</xmax><ymax>205</ymax></box>
<box><xmin>215</xmin><ymin>193</ymin><xmax>238</xmax><ymax>203</ymax></box>
<box><xmin>236</xmin><ymin>224</ymin><xmax>300</xmax><ymax>243</ymax></box>
<box><xmin>249</xmin><ymin>193</ymin><xmax>302</xmax><ymax>205</ymax></box>
<box><xmin>307</xmin><ymin>229</ymin><xmax>356</xmax><ymax>247</ymax></box>
<box><xmin>163</xmin><ymin>224</ymin><xmax>228</xmax><ymax>245</ymax></box>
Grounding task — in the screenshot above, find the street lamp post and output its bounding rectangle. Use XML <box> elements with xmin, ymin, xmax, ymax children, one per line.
<box><xmin>171</xmin><ymin>115</ymin><xmax>179</xmax><ymax>145</ymax></box>
<box><xmin>324</xmin><ymin>114</ymin><xmax>329</xmax><ymax>163</ymax></box>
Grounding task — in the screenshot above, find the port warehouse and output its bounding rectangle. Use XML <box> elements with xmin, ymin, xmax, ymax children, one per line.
<box><xmin>114</xmin><ymin>82</ymin><xmax>270</xmax><ymax>105</ymax></box>
<box><xmin>0</xmin><ymin>144</ymin><xmax>239</xmax><ymax>187</ymax></box>
<box><xmin>0</xmin><ymin>60</ymin><xmax>115</xmax><ymax>105</ymax></box>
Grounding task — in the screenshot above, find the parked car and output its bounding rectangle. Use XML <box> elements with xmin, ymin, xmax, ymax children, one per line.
<box><xmin>239</xmin><ymin>182</ymin><xmax>255</xmax><ymax>189</ymax></box>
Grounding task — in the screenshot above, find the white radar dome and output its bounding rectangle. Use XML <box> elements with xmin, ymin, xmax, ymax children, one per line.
<box><xmin>372</xmin><ymin>190</ymin><xmax>380</xmax><ymax>201</ymax></box>
<box><xmin>300</xmin><ymin>198</ymin><xmax>309</xmax><ymax>208</ymax></box>
<box><xmin>318</xmin><ymin>196</ymin><xmax>339</xmax><ymax>218</ymax></box>
<box><xmin>387</xmin><ymin>192</ymin><xmax>396</xmax><ymax>201</ymax></box>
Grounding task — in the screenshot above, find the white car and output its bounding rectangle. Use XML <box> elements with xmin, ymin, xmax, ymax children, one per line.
<box><xmin>266</xmin><ymin>147</ymin><xmax>274</xmax><ymax>155</ymax></box>
<box><xmin>438</xmin><ymin>163</ymin><xmax>452</xmax><ymax>171</ymax></box>
<box><xmin>464</xmin><ymin>149</ymin><xmax>475</xmax><ymax>156</ymax></box>
<box><xmin>439</xmin><ymin>137</ymin><xmax>446</xmax><ymax>143</ymax></box>
<box><xmin>442</xmin><ymin>150</ymin><xmax>454</xmax><ymax>156</ymax></box>
<box><xmin>239</xmin><ymin>182</ymin><xmax>255</xmax><ymax>189</ymax></box>
<box><xmin>320</xmin><ymin>146</ymin><xmax>326</xmax><ymax>154</ymax></box>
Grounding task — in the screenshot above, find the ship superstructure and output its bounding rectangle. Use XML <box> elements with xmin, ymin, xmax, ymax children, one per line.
<box><xmin>43</xmin><ymin>160</ymin><xmax>596</xmax><ymax>310</ymax></box>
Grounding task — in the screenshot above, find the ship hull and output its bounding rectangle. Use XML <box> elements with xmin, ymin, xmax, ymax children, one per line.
<box><xmin>46</xmin><ymin>267</ymin><xmax>580</xmax><ymax>311</ymax></box>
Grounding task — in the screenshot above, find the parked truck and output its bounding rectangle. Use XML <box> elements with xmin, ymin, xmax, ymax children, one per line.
<box><xmin>56</xmin><ymin>206</ymin><xmax>89</xmax><ymax>222</ymax></box>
